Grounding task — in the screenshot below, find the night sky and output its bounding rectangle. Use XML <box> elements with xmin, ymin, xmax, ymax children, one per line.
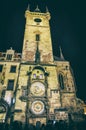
<box><xmin>0</xmin><ymin>0</ymin><xmax>86</xmax><ymax>101</ymax></box>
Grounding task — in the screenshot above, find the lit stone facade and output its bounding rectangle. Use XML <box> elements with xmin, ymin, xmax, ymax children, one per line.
<box><xmin>0</xmin><ymin>6</ymin><xmax>84</xmax><ymax>124</ymax></box>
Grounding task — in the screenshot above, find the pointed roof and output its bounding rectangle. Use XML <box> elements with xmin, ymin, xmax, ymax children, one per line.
<box><xmin>34</xmin><ymin>5</ymin><xmax>41</xmax><ymax>12</ymax></box>
<box><xmin>27</xmin><ymin>4</ymin><xmax>30</xmax><ymax>11</ymax></box>
<box><xmin>46</xmin><ymin>6</ymin><xmax>49</xmax><ymax>13</ymax></box>
<box><xmin>59</xmin><ymin>46</ymin><xmax>65</xmax><ymax>60</ymax></box>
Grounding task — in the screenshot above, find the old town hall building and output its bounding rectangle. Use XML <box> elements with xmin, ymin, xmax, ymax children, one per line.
<box><xmin>0</xmin><ymin>6</ymin><xmax>84</xmax><ymax>125</ymax></box>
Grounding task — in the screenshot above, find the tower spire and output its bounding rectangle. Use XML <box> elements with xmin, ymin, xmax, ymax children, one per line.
<box><xmin>27</xmin><ymin>4</ymin><xmax>30</xmax><ymax>11</ymax></box>
<box><xmin>34</xmin><ymin>5</ymin><xmax>41</xmax><ymax>12</ymax></box>
<box><xmin>59</xmin><ymin>46</ymin><xmax>65</xmax><ymax>60</ymax></box>
<box><xmin>46</xmin><ymin>6</ymin><xmax>49</xmax><ymax>13</ymax></box>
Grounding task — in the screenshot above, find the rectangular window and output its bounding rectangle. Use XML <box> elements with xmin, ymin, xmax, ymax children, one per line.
<box><xmin>22</xmin><ymin>86</ymin><xmax>27</xmax><ymax>97</ymax></box>
<box><xmin>40</xmin><ymin>74</ymin><xmax>43</xmax><ymax>79</ymax></box>
<box><xmin>0</xmin><ymin>65</ymin><xmax>3</xmax><ymax>72</ymax></box>
<box><xmin>6</xmin><ymin>54</ymin><xmax>12</xmax><ymax>60</ymax></box>
<box><xmin>36</xmin><ymin>34</ymin><xmax>40</xmax><ymax>41</ymax></box>
<box><xmin>10</xmin><ymin>65</ymin><xmax>16</xmax><ymax>73</ymax></box>
<box><xmin>33</xmin><ymin>74</ymin><xmax>36</xmax><ymax>79</ymax></box>
<box><xmin>7</xmin><ymin>80</ymin><xmax>14</xmax><ymax>90</ymax></box>
<box><xmin>22</xmin><ymin>89</ymin><xmax>27</xmax><ymax>97</ymax></box>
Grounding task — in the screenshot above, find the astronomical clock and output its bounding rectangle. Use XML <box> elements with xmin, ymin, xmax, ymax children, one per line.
<box><xmin>30</xmin><ymin>100</ymin><xmax>45</xmax><ymax>115</ymax></box>
<box><xmin>30</xmin><ymin>82</ymin><xmax>45</xmax><ymax>96</ymax></box>
<box><xmin>29</xmin><ymin>81</ymin><xmax>46</xmax><ymax>116</ymax></box>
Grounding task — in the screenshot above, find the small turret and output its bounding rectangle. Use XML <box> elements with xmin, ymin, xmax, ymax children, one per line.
<box><xmin>46</xmin><ymin>6</ymin><xmax>49</xmax><ymax>13</ymax></box>
<box><xmin>27</xmin><ymin>4</ymin><xmax>30</xmax><ymax>11</ymax></box>
<box><xmin>59</xmin><ymin>46</ymin><xmax>65</xmax><ymax>60</ymax></box>
<box><xmin>34</xmin><ymin>5</ymin><xmax>41</xmax><ymax>12</ymax></box>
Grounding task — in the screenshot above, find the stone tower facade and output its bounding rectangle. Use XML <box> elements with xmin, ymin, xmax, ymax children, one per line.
<box><xmin>0</xmin><ymin>6</ymin><xmax>84</xmax><ymax>125</ymax></box>
<box><xmin>22</xmin><ymin>6</ymin><xmax>53</xmax><ymax>62</ymax></box>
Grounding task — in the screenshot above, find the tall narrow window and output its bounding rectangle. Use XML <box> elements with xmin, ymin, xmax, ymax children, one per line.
<box><xmin>58</xmin><ymin>74</ymin><xmax>64</xmax><ymax>89</ymax></box>
<box><xmin>40</xmin><ymin>74</ymin><xmax>43</xmax><ymax>79</ymax></box>
<box><xmin>33</xmin><ymin>74</ymin><xmax>36</xmax><ymax>79</ymax></box>
<box><xmin>7</xmin><ymin>80</ymin><xmax>14</xmax><ymax>90</ymax></box>
<box><xmin>10</xmin><ymin>65</ymin><xmax>16</xmax><ymax>73</ymax></box>
<box><xmin>0</xmin><ymin>65</ymin><xmax>3</xmax><ymax>72</ymax></box>
<box><xmin>22</xmin><ymin>89</ymin><xmax>27</xmax><ymax>97</ymax></box>
<box><xmin>36</xmin><ymin>34</ymin><xmax>40</xmax><ymax>41</ymax></box>
<box><xmin>6</xmin><ymin>54</ymin><xmax>12</xmax><ymax>60</ymax></box>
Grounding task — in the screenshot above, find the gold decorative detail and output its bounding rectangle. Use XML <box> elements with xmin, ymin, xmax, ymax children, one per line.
<box><xmin>30</xmin><ymin>82</ymin><xmax>45</xmax><ymax>96</ymax></box>
<box><xmin>31</xmin><ymin>101</ymin><xmax>44</xmax><ymax>115</ymax></box>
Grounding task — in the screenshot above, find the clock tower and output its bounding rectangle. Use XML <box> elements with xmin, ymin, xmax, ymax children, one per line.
<box><xmin>22</xmin><ymin>6</ymin><xmax>53</xmax><ymax>62</ymax></box>
<box><xmin>13</xmin><ymin>5</ymin><xmax>84</xmax><ymax>125</ymax></box>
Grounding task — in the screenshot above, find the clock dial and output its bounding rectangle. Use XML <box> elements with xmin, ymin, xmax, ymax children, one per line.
<box><xmin>34</xmin><ymin>18</ymin><xmax>42</xmax><ymax>22</ymax></box>
<box><xmin>30</xmin><ymin>82</ymin><xmax>45</xmax><ymax>96</ymax></box>
<box><xmin>31</xmin><ymin>101</ymin><xmax>44</xmax><ymax>115</ymax></box>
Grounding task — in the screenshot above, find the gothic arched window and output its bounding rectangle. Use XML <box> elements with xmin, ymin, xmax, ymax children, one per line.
<box><xmin>58</xmin><ymin>73</ymin><xmax>64</xmax><ymax>89</ymax></box>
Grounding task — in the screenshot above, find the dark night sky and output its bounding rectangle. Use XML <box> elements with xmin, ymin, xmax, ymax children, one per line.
<box><xmin>0</xmin><ymin>0</ymin><xmax>86</xmax><ymax>101</ymax></box>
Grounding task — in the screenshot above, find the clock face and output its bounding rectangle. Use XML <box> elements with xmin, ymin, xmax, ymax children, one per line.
<box><xmin>30</xmin><ymin>82</ymin><xmax>45</xmax><ymax>96</ymax></box>
<box><xmin>34</xmin><ymin>18</ymin><xmax>42</xmax><ymax>23</ymax></box>
<box><xmin>31</xmin><ymin>101</ymin><xmax>44</xmax><ymax>115</ymax></box>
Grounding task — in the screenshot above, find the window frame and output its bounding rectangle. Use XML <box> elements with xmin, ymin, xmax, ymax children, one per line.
<box><xmin>7</xmin><ymin>79</ymin><xmax>14</xmax><ymax>91</ymax></box>
<box><xmin>0</xmin><ymin>64</ymin><xmax>3</xmax><ymax>72</ymax></box>
<box><xmin>6</xmin><ymin>54</ymin><xmax>12</xmax><ymax>60</ymax></box>
<box><xmin>10</xmin><ymin>65</ymin><xmax>17</xmax><ymax>73</ymax></box>
<box><xmin>36</xmin><ymin>34</ymin><xmax>40</xmax><ymax>41</ymax></box>
<box><xmin>58</xmin><ymin>73</ymin><xmax>64</xmax><ymax>90</ymax></box>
